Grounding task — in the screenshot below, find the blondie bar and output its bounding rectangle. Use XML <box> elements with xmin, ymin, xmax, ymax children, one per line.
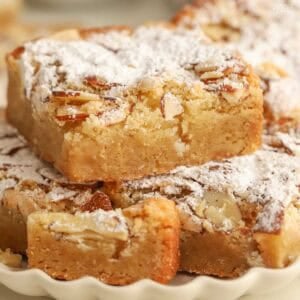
<box><xmin>27</xmin><ymin>198</ymin><xmax>180</xmax><ymax>284</ymax></box>
<box><xmin>0</xmin><ymin>121</ymin><xmax>108</xmax><ymax>253</ymax></box>
<box><xmin>173</xmin><ymin>0</ymin><xmax>300</xmax><ymax>122</ymax></box>
<box><xmin>105</xmin><ymin>130</ymin><xmax>300</xmax><ymax>277</ymax></box>
<box><xmin>6</xmin><ymin>25</ymin><xmax>263</xmax><ymax>182</ymax></box>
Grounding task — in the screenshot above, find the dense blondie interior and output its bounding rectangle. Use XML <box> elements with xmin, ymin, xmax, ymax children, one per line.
<box><xmin>173</xmin><ymin>0</ymin><xmax>300</xmax><ymax>122</ymax></box>
<box><xmin>27</xmin><ymin>199</ymin><xmax>180</xmax><ymax>284</ymax></box>
<box><xmin>6</xmin><ymin>25</ymin><xmax>263</xmax><ymax>182</ymax></box>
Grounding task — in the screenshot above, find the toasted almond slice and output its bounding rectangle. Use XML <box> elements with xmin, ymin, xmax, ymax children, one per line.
<box><xmin>84</xmin><ymin>76</ymin><xmax>121</xmax><ymax>90</ymax></box>
<box><xmin>195</xmin><ymin>64</ymin><xmax>218</xmax><ymax>74</ymax></box>
<box><xmin>80</xmin><ymin>192</ymin><xmax>113</xmax><ymax>212</ymax></box>
<box><xmin>200</xmin><ymin>71</ymin><xmax>224</xmax><ymax>80</ymax></box>
<box><xmin>51</xmin><ymin>91</ymin><xmax>101</xmax><ymax>104</ymax></box>
<box><xmin>56</xmin><ymin>113</ymin><xmax>90</xmax><ymax>122</ymax></box>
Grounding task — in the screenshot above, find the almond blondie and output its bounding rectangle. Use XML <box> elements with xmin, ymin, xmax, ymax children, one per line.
<box><xmin>6</xmin><ymin>25</ymin><xmax>263</xmax><ymax>182</ymax></box>
<box><xmin>27</xmin><ymin>198</ymin><xmax>180</xmax><ymax>285</ymax></box>
<box><xmin>0</xmin><ymin>121</ymin><xmax>108</xmax><ymax>253</ymax></box>
<box><xmin>173</xmin><ymin>0</ymin><xmax>300</xmax><ymax>122</ymax></box>
<box><xmin>105</xmin><ymin>130</ymin><xmax>300</xmax><ymax>278</ymax></box>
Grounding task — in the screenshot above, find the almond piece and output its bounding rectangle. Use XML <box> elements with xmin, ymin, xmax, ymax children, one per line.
<box><xmin>80</xmin><ymin>192</ymin><xmax>113</xmax><ymax>212</ymax></box>
<box><xmin>161</xmin><ymin>93</ymin><xmax>184</xmax><ymax>121</ymax></box>
<box><xmin>194</xmin><ymin>64</ymin><xmax>218</xmax><ymax>74</ymax></box>
<box><xmin>200</xmin><ymin>71</ymin><xmax>224</xmax><ymax>80</ymax></box>
<box><xmin>51</xmin><ymin>91</ymin><xmax>100</xmax><ymax>104</ymax></box>
<box><xmin>203</xmin><ymin>191</ymin><xmax>242</xmax><ymax>227</ymax></box>
<box><xmin>84</xmin><ymin>76</ymin><xmax>121</xmax><ymax>90</ymax></box>
<box><xmin>221</xmin><ymin>88</ymin><xmax>245</xmax><ymax>104</ymax></box>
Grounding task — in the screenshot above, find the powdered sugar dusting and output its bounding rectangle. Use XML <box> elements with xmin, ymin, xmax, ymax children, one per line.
<box><xmin>20</xmin><ymin>26</ymin><xmax>247</xmax><ymax>106</ymax></box>
<box><xmin>263</xmin><ymin>128</ymin><xmax>300</xmax><ymax>156</ymax></box>
<box><xmin>177</xmin><ymin>0</ymin><xmax>300</xmax><ymax>118</ymax></box>
<box><xmin>120</xmin><ymin>149</ymin><xmax>300</xmax><ymax>233</ymax></box>
<box><xmin>0</xmin><ymin>121</ymin><xmax>99</xmax><ymax>206</ymax></box>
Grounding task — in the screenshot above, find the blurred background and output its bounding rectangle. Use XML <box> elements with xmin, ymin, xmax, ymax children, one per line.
<box><xmin>0</xmin><ymin>0</ymin><xmax>189</xmax><ymax>107</ymax></box>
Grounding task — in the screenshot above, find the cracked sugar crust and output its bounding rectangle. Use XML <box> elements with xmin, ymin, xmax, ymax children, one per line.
<box><xmin>116</xmin><ymin>148</ymin><xmax>300</xmax><ymax>233</ymax></box>
<box><xmin>18</xmin><ymin>25</ymin><xmax>250</xmax><ymax>122</ymax></box>
<box><xmin>174</xmin><ymin>0</ymin><xmax>300</xmax><ymax>118</ymax></box>
<box><xmin>0</xmin><ymin>121</ymin><xmax>103</xmax><ymax>207</ymax></box>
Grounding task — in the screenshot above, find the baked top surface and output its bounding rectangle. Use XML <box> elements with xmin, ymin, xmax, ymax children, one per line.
<box><xmin>14</xmin><ymin>25</ymin><xmax>255</xmax><ymax>123</ymax></box>
<box><xmin>175</xmin><ymin>0</ymin><xmax>300</xmax><ymax>118</ymax></box>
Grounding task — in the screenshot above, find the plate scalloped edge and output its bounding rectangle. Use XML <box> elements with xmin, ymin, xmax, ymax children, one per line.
<box><xmin>1</xmin><ymin>260</ymin><xmax>300</xmax><ymax>300</ymax></box>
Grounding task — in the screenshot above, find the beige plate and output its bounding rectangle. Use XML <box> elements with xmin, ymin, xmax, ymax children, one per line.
<box><xmin>1</xmin><ymin>261</ymin><xmax>300</xmax><ymax>300</ymax></box>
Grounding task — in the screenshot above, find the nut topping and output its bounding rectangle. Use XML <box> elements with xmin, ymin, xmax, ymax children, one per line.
<box><xmin>80</xmin><ymin>192</ymin><xmax>113</xmax><ymax>212</ymax></box>
<box><xmin>195</xmin><ymin>64</ymin><xmax>218</xmax><ymax>74</ymax></box>
<box><xmin>51</xmin><ymin>91</ymin><xmax>100</xmax><ymax>104</ymax></box>
<box><xmin>195</xmin><ymin>191</ymin><xmax>243</xmax><ymax>230</ymax></box>
<box><xmin>200</xmin><ymin>71</ymin><xmax>224</xmax><ymax>80</ymax></box>
<box><xmin>84</xmin><ymin>76</ymin><xmax>121</xmax><ymax>91</ymax></box>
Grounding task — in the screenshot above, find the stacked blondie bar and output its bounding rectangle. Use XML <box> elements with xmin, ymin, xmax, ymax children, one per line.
<box><xmin>0</xmin><ymin>0</ymin><xmax>299</xmax><ymax>284</ymax></box>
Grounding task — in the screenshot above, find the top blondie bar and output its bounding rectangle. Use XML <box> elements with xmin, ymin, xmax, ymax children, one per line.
<box><xmin>173</xmin><ymin>0</ymin><xmax>300</xmax><ymax>122</ymax></box>
<box><xmin>6</xmin><ymin>25</ymin><xmax>262</xmax><ymax>182</ymax></box>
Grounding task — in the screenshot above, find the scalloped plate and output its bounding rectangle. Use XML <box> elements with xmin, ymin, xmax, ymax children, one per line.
<box><xmin>1</xmin><ymin>260</ymin><xmax>300</xmax><ymax>300</ymax></box>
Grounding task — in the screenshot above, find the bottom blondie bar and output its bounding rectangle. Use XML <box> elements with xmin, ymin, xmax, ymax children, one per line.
<box><xmin>27</xmin><ymin>199</ymin><xmax>180</xmax><ymax>285</ymax></box>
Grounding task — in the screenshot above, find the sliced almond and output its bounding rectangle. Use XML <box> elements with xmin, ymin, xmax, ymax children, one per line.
<box><xmin>55</xmin><ymin>105</ymin><xmax>89</xmax><ymax>122</ymax></box>
<box><xmin>56</xmin><ymin>113</ymin><xmax>89</xmax><ymax>122</ymax></box>
<box><xmin>84</xmin><ymin>76</ymin><xmax>121</xmax><ymax>91</ymax></box>
<box><xmin>51</xmin><ymin>91</ymin><xmax>101</xmax><ymax>104</ymax></box>
<box><xmin>195</xmin><ymin>64</ymin><xmax>218</xmax><ymax>74</ymax></box>
<box><xmin>200</xmin><ymin>71</ymin><xmax>224</xmax><ymax>80</ymax></box>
